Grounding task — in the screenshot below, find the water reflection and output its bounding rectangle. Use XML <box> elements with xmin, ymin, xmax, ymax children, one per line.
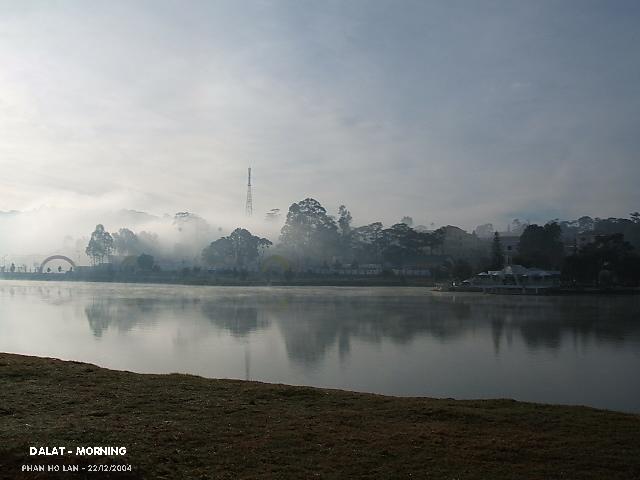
<box><xmin>201</xmin><ymin>301</ymin><xmax>266</xmax><ymax>337</ymax></box>
<box><xmin>1</xmin><ymin>281</ymin><xmax>639</xmax><ymax>412</ymax></box>
<box><xmin>84</xmin><ymin>298</ymin><xmax>162</xmax><ymax>337</ymax></box>
<box><xmin>73</xmin><ymin>289</ymin><xmax>640</xmax><ymax>364</ymax></box>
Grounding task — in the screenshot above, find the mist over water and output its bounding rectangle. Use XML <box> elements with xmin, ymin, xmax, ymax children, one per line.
<box><xmin>2</xmin><ymin>280</ymin><xmax>639</xmax><ymax>413</ymax></box>
<box><xmin>0</xmin><ymin>206</ymin><xmax>283</xmax><ymax>267</ymax></box>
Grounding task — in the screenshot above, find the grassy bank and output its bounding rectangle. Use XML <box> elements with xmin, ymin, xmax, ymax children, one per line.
<box><xmin>1</xmin><ymin>353</ymin><xmax>639</xmax><ymax>479</ymax></box>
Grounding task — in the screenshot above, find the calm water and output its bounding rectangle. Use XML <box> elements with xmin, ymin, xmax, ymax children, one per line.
<box><xmin>1</xmin><ymin>280</ymin><xmax>639</xmax><ymax>413</ymax></box>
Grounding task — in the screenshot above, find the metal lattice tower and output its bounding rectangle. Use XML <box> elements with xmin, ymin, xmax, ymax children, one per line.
<box><xmin>245</xmin><ymin>167</ymin><xmax>253</xmax><ymax>217</ymax></box>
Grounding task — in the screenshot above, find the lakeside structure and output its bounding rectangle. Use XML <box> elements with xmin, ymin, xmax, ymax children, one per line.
<box><xmin>452</xmin><ymin>265</ymin><xmax>562</xmax><ymax>294</ymax></box>
<box><xmin>473</xmin><ymin>265</ymin><xmax>561</xmax><ymax>286</ymax></box>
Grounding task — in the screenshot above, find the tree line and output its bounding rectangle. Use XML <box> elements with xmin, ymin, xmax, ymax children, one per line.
<box><xmin>83</xmin><ymin>200</ymin><xmax>640</xmax><ymax>286</ymax></box>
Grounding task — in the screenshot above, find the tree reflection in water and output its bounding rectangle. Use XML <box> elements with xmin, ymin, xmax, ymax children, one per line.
<box><xmin>77</xmin><ymin>289</ymin><xmax>640</xmax><ymax>366</ymax></box>
<box><xmin>3</xmin><ymin>283</ymin><xmax>640</xmax><ymax>410</ymax></box>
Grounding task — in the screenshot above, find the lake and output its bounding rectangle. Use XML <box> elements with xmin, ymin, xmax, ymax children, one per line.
<box><xmin>1</xmin><ymin>280</ymin><xmax>639</xmax><ymax>413</ymax></box>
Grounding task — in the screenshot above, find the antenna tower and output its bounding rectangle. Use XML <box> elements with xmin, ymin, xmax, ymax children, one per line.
<box><xmin>245</xmin><ymin>167</ymin><xmax>253</xmax><ymax>217</ymax></box>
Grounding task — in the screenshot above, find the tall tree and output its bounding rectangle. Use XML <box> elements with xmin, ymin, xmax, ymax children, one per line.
<box><xmin>85</xmin><ymin>224</ymin><xmax>114</xmax><ymax>265</ymax></box>
<box><xmin>202</xmin><ymin>228</ymin><xmax>272</xmax><ymax>269</ymax></box>
<box><xmin>228</xmin><ymin>228</ymin><xmax>272</xmax><ymax>267</ymax></box>
<box><xmin>350</xmin><ymin>222</ymin><xmax>384</xmax><ymax>263</ymax></box>
<box><xmin>112</xmin><ymin>228</ymin><xmax>141</xmax><ymax>256</ymax></box>
<box><xmin>202</xmin><ymin>237</ymin><xmax>233</xmax><ymax>267</ymax></box>
<box><xmin>517</xmin><ymin>222</ymin><xmax>564</xmax><ymax>269</ymax></box>
<box><xmin>337</xmin><ymin>205</ymin><xmax>353</xmax><ymax>259</ymax></box>
<box><xmin>337</xmin><ymin>205</ymin><xmax>352</xmax><ymax>237</ymax></box>
<box><xmin>380</xmin><ymin>223</ymin><xmax>421</xmax><ymax>266</ymax></box>
<box><xmin>280</xmin><ymin>198</ymin><xmax>338</xmax><ymax>264</ymax></box>
<box><xmin>421</xmin><ymin>229</ymin><xmax>444</xmax><ymax>255</ymax></box>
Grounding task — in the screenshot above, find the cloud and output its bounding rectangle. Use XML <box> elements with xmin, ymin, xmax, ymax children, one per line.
<box><xmin>0</xmin><ymin>0</ymin><xmax>639</xmax><ymax>251</ymax></box>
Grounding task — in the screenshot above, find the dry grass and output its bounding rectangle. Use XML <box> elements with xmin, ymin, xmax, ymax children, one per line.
<box><xmin>1</xmin><ymin>353</ymin><xmax>639</xmax><ymax>479</ymax></box>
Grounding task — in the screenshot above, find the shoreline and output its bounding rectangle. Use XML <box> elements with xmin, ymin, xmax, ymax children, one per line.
<box><xmin>0</xmin><ymin>273</ymin><xmax>434</xmax><ymax>288</ymax></box>
<box><xmin>1</xmin><ymin>353</ymin><xmax>639</xmax><ymax>479</ymax></box>
<box><xmin>3</xmin><ymin>274</ymin><xmax>639</xmax><ymax>295</ymax></box>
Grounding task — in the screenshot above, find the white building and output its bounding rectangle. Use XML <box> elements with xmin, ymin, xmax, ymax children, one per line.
<box><xmin>474</xmin><ymin>265</ymin><xmax>560</xmax><ymax>286</ymax></box>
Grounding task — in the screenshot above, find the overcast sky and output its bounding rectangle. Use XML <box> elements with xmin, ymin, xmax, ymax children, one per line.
<box><xmin>1</xmin><ymin>0</ymin><xmax>639</xmax><ymax>231</ymax></box>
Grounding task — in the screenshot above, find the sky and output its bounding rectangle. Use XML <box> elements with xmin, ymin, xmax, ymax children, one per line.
<box><xmin>1</xmin><ymin>0</ymin><xmax>640</xmax><ymax>239</ymax></box>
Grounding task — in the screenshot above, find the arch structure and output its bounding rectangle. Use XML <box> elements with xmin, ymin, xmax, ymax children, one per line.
<box><xmin>40</xmin><ymin>255</ymin><xmax>77</xmax><ymax>273</ymax></box>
